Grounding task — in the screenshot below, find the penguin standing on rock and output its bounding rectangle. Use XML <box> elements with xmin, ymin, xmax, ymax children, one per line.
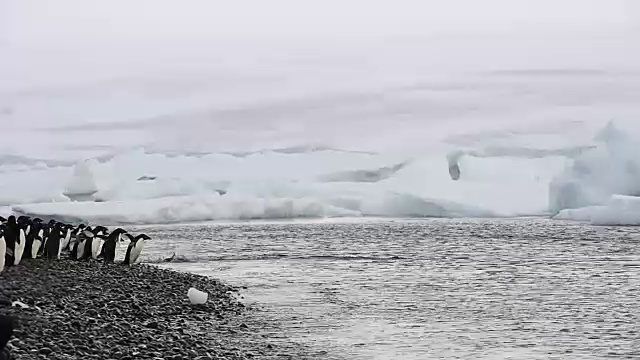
<box><xmin>91</xmin><ymin>231</ymin><xmax>108</xmax><ymax>260</ymax></box>
<box><xmin>83</xmin><ymin>227</ymin><xmax>106</xmax><ymax>260</ymax></box>
<box><xmin>3</xmin><ymin>216</ymin><xmax>18</xmax><ymax>267</ymax></box>
<box><xmin>123</xmin><ymin>233</ymin><xmax>150</xmax><ymax>266</ymax></box>
<box><xmin>25</xmin><ymin>219</ymin><xmax>42</xmax><ymax>259</ymax></box>
<box><xmin>101</xmin><ymin>228</ymin><xmax>128</xmax><ymax>263</ymax></box>
<box><xmin>44</xmin><ymin>223</ymin><xmax>62</xmax><ymax>259</ymax></box>
<box><xmin>59</xmin><ymin>225</ymin><xmax>72</xmax><ymax>256</ymax></box>
<box><xmin>67</xmin><ymin>224</ymin><xmax>85</xmax><ymax>254</ymax></box>
<box><xmin>13</xmin><ymin>222</ymin><xmax>27</xmax><ymax>265</ymax></box>
<box><xmin>76</xmin><ymin>227</ymin><xmax>95</xmax><ymax>260</ymax></box>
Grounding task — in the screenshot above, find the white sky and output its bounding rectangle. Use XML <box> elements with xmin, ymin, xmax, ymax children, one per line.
<box><xmin>0</xmin><ymin>0</ymin><xmax>637</xmax><ymax>91</ymax></box>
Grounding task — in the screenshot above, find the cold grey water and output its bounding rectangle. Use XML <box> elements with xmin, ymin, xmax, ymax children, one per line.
<box><xmin>134</xmin><ymin>218</ymin><xmax>639</xmax><ymax>360</ymax></box>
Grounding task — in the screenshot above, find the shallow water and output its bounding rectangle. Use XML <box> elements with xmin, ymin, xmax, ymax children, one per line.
<box><xmin>134</xmin><ymin>218</ymin><xmax>640</xmax><ymax>359</ymax></box>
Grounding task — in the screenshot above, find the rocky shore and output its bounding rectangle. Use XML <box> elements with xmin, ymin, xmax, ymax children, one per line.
<box><xmin>0</xmin><ymin>260</ymin><xmax>326</xmax><ymax>360</ymax></box>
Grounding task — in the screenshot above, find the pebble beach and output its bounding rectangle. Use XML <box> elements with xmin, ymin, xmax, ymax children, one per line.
<box><xmin>0</xmin><ymin>259</ymin><xmax>328</xmax><ymax>360</ymax></box>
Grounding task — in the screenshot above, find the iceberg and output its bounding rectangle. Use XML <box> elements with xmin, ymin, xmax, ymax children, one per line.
<box><xmin>2</xmin><ymin>65</ymin><xmax>640</xmax><ymax>225</ymax></box>
<box><xmin>8</xmin><ymin>145</ymin><xmax>568</xmax><ymax>224</ymax></box>
<box><xmin>554</xmin><ymin>195</ymin><xmax>640</xmax><ymax>226</ymax></box>
<box><xmin>63</xmin><ymin>159</ymin><xmax>99</xmax><ymax>201</ymax></box>
<box><xmin>547</xmin><ymin>121</ymin><xmax>640</xmax><ymax>221</ymax></box>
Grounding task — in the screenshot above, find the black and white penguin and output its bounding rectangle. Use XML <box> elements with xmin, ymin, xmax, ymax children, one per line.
<box><xmin>123</xmin><ymin>233</ymin><xmax>150</xmax><ymax>266</ymax></box>
<box><xmin>16</xmin><ymin>216</ymin><xmax>30</xmax><ymax>227</ymax></box>
<box><xmin>44</xmin><ymin>223</ymin><xmax>62</xmax><ymax>260</ymax></box>
<box><xmin>90</xmin><ymin>227</ymin><xmax>108</xmax><ymax>260</ymax></box>
<box><xmin>33</xmin><ymin>222</ymin><xmax>46</xmax><ymax>259</ymax></box>
<box><xmin>59</xmin><ymin>225</ymin><xmax>72</xmax><ymax>256</ymax></box>
<box><xmin>93</xmin><ymin>225</ymin><xmax>108</xmax><ymax>234</ymax></box>
<box><xmin>38</xmin><ymin>220</ymin><xmax>57</xmax><ymax>258</ymax></box>
<box><xmin>3</xmin><ymin>216</ymin><xmax>17</xmax><ymax>267</ymax></box>
<box><xmin>4</xmin><ymin>216</ymin><xmax>25</xmax><ymax>266</ymax></box>
<box><xmin>0</xmin><ymin>227</ymin><xmax>6</xmax><ymax>273</ymax></box>
<box><xmin>67</xmin><ymin>224</ymin><xmax>85</xmax><ymax>255</ymax></box>
<box><xmin>101</xmin><ymin>228</ymin><xmax>128</xmax><ymax>263</ymax></box>
<box><xmin>13</xmin><ymin>222</ymin><xmax>27</xmax><ymax>265</ymax></box>
<box><xmin>24</xmin><ymin>219</ymin><xmax>43</xmax><ymax>259</ymax></box>
<box><xmin>76</xmin><ymin>227</ymin><xmax>94</xmax><ymax>260</ymax></box>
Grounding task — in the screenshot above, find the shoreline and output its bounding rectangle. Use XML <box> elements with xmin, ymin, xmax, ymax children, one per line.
<box><xmin>0</xmin><ymin>259</ymin><xmax>331</xmax><ymax>360</ymax></box>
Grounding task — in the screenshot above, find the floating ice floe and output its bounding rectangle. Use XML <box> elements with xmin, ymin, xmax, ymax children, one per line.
<box><xmin>554</xmin><ymin>194</ymin><xmax>640</xmax><ymax>226</ymax></box>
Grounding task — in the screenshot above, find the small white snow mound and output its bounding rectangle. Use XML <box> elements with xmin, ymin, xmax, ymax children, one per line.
<box><xmin>187</xmin><ymin>287</ymin><xmax>208</xmax><ymax>305</ymax></box>
<box><xmin>554</xmin><ymin>195</ymin><xmax>640</xmax><ymax>226</ymax></box>
<box><xmin>93</xmin><ymin>177</ymin><xmax>227</xmax><ymax>202</ymax></box>
<box><xmin>64</xmin><ymin>159</ymin><xmax>99</xmax><ymax>198</ymax></box>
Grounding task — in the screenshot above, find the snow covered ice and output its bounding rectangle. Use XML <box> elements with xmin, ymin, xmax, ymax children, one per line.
<box><xmin>2</xmin><ymin>0</ymin><xmax>640</xmax><ymax>226</ymax></box>
<box><xmin>4</xmin><ymin>72</ymin><xmax>640</xmax><ymax>225</ymax></box>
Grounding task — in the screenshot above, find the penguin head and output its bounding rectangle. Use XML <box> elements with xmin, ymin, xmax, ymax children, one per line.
<box><xmin>114</xmin><ymin>228</ymin><xmax>128</xmax><ymax>236</ymax></box>
<box><xmin>136</xmin><ymin>234</ymin><xmax>151</xmax><ymax>241</ymax></box>
<box><xmin>83</xmin><ymin>229</ymin><xmax>95</xmax><ymax>238</ymax></box>
<box><xmin>7</xmin><ymin>216</ymin><xmax>16</xmax><ymax>226</ymax></box>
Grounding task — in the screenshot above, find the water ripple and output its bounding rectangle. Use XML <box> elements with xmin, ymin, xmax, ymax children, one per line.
<box><xmin>135</xmin><ymin>218</ymin><xmax>640</xmax><ymax>359</ymax></box>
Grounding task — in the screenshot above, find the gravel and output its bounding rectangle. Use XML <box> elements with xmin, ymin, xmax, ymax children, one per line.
<box><xmin>0</xmin><ymin>259</ymin><xmax>325</xmax><ymax>360</ymax></box>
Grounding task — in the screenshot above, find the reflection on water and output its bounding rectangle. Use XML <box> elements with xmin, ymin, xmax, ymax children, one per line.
<box><xmin>135</xmin><ymin>218</ymin><xmax>640</xmax><ymax>359</ymax></box>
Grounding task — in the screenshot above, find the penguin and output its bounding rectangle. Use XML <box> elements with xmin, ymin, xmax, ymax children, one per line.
<box><xmin>44</xmin><ymin>223</ymin><xmax>62</xmax><ymax>260</ymax></box>
<box><xmin>0</xmin><ymin>227</ymin><xmax>6</xmax><ymax>273</ymax></box>
<box><xmin>17</xmin><ymin>215</ymin><xmax>29</xmax><ymax>223</ymax></box>
<box><xmin>93</xmin><ymin>225</ymin><xmax>108</xmax><ymax>235</ymax></box>
<box><xmin>3</xmin><ymin>216</ymin><xmax>17</xmax><ymax>267</ymax></box>
<box><xmin>84</xmin><ymin>226</ymin><xmax>107</xmax><ymax>260</ymax></box>
<box><xmin>0</xmin><ymin>216</ymin><xmax>6</xmax><ymax>223</ymax></box>
<box><xmin>123</xmin><ymin>233</ymin><xmax>150</xmax><ymax>266</ymax></box>
<box><xmin>24</xmin><ymin>219</ymin><xmax>42</xmax><ymax>259</ymax></box>
<box><xmin>91</xmin><ymin>232</ymin><xmax>107</xmax><ymax>260</ymax></box>
<box><xmin>38</xmin><ymin>220</ymin><xmax>57</xmax><ymax>258</ymax></box>
<box><xmin>14</xmin><ymin>225</ymin><xmax>26</xmax><ymax>265</ymax></box>
<box><xmin>73</xmin><ymin>224</ymin><xmax>86</xmax><ymax>236</ymax></box>
<box><xmin>31</xmin><ymin>235</ymin><xmax>42</xmax><ymax>259</ymax></box>
<box><xmin>34</xmin><ymin>224</ymin><xmax>46</xmax><ymax>258</ymax></box>
<box><xmin>76</xmin><ymin>228</ymin><xmax>94</xmax><ymax>260</ymax></box>
<box><xmin>101</xmin><ymin>228</ymin><xmax>128</xmax><ymax>263</ymax></box>
<box><xmin>67</xmin><ymin>224</ymin><xmax>85</xmax><ymax>256</ymax></box>
<box><xmin>59</xmin><ymin>226</ymin><xmax>71</xmax><ymax>256</ymax></box>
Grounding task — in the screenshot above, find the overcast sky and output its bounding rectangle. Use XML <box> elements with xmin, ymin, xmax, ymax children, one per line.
<box><xmin>1</xmin><ymin>0</ymin><xmax>637</xmax><ymax>91</ymax></box>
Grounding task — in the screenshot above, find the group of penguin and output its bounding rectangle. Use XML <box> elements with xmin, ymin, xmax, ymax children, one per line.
<box><xmin>0</xmin><ymin>215</ymin><xmax>151</xmax><ymax>273</ymax></box>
